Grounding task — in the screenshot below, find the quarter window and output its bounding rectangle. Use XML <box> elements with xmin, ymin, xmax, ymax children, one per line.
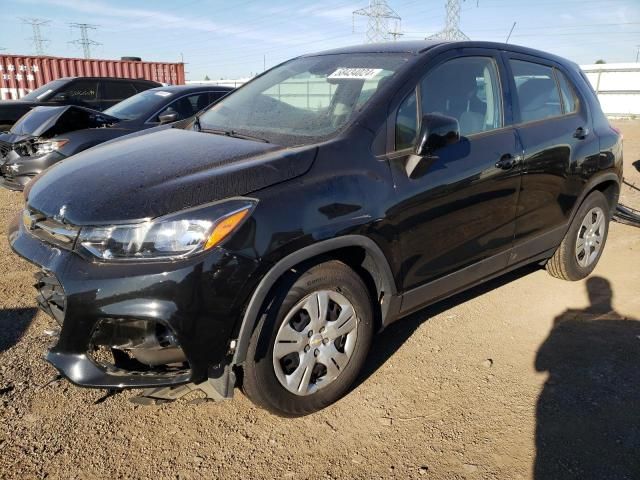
<box><xmin>395</xmin><ymin>90</ymin><xmax>418</xmax><ymax>151</ymax></box>
<box><xmin>510</xmin><ymin>60</ymin><xmax>562</xmax><ymax>123</ymax></box>
<box><xmin>420</xmin><ymin>56</ymin><xmax>503</xmax><ymax>136</ymax></box>
<box><xmin>555</xmin><ymin>70</ymin><xmax>578</xmax><ymax>114</ymax></box>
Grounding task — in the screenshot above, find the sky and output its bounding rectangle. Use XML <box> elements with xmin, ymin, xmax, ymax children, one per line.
<box><xmin>1</xmin><ymin>0</ymin><xmax>639</xmax><ymax>81</ymax></box>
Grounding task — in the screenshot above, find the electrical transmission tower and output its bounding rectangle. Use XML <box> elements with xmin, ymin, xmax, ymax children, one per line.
<box><xmin>21</xmin><ymin>18</ymin><xmax>50</xmax><ymax>56</ymax></box>
<box><xmin>353</xmin><ymin>1</ymin><xmax>402</xmax><ymax>43</ymax></box>
<box><xmin>69</xmin><ymin>23</ymin><xmax>101</xmax><ymax>59</ymax></box>
<box><xmin>427</xmin><ymin>0</ymin><xmax>469</xmax><ymax>41</ymax></box>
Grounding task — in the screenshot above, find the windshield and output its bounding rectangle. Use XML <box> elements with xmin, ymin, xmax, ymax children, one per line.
<box><xmin>198</xmin><ymin>53</ymin><xmax>408</xmax><ymax>145</ymax></box>
<box><xmin>21</xmin><ymin>79</ymin><xmax>67</xmax><ymax>101</ymax></box>
<box><xmin>104</xmin><ymin>89</ymin><xmax>175</xmax><ymax>120</ymax></box>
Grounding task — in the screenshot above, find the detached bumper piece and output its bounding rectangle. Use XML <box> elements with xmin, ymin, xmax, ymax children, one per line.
<box><xmin>46</xmin><ymin>351</ymin><xmax>192</xmax><ymax>389</ymax></box>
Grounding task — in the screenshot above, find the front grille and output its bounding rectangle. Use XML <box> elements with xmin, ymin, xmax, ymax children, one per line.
<box><xmin>34</xmin><ymin>271</ymin><xmax>66</xmax><ymax>325</ymax></box>
<box><xmin>23</xmin><ymin>208</ymin><xmax>79</xmax><ymax>249</ymax></box>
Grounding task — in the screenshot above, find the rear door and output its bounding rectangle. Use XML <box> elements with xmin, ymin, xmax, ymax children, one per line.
<box><xmin>387</xmin><ymin>49</ymin><xmax>523</xmax><ymax>298</ymax></box>
<box><xmin>502</xmin><ymin>53</ymin><xmax>600</xmax><ymax>262</ymax></box>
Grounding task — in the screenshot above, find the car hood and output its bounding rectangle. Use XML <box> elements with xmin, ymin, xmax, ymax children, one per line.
<box><xmin>26</xmin><ymin>127</ymin><xmax>317</xmax><ymax>225</ymax></box>
<box><xmin>9</xmin><ymin>105</ymin><xmax>119</xmax><ymax>137</ymax></box>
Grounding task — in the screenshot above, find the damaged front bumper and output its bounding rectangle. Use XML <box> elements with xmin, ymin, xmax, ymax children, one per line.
<box><xmin>0</xmin><ymin>148</ymin><xmax>65</xmax><ymax>191</ymax></box>
<box><xmin>8</xmin><ymin>211</ymin><xmax>262</xmax><ymax>392</ymax></box>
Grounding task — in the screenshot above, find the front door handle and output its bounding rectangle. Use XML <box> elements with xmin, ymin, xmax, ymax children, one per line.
<box><xmin>495</xmin><ymin>153</ymin><xmax>519</xmax><ymax>170</ymax></box>
<box><xmin>573</xmin><ymin>126</ymin><xmax>590</xmax><ymax>139</ymax></box>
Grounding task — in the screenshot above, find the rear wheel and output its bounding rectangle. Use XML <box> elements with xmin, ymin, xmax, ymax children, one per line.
<box><xmin>546</xmin><ymin>190</ymin><xmax>610</xmax><ymax>281</ymax></box>
<box><xmin>242</xmin><ymin>260</ymin><xmax>373</xmax><ymax>416</ymax></box>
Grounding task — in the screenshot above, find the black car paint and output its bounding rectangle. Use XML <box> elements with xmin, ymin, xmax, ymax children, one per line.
<box><xmin>0</xmin><ymin>86</ymin><xmax>233</xmax><ymax>191</ymax></box>
<box><xmin>0</xmin><ymin>77</ymin><xmax>160</xmax><ymax>130</ymax></box>
<box><xmin>8</xmin><ymin>41</ymin><xmax>622</xmax><ymax>393</ymax></box>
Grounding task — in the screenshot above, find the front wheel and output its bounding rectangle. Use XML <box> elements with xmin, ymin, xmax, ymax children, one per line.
<box><xmin>242</xmin><ymin>260</ymin><xmax>374</xmax><ymax>416</ymax></box>
<box><xmin>546</xmin><ymin>190</ymin><xmax>610</xmax><ymax>281</ymax></box>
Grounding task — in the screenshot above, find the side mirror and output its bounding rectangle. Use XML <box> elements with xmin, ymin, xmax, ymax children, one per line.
<box><xmin>405</xmin><ymin>114</ymin><xmax>461</xmax><ymax>180</ymax></box>
<box><xmin>415</xmin><ymin>114</ymin><xmax>460</xmax><ymax>157</ymax></box>
<box><xmin>158</xmin><ymin>111</ymin><xmax>179</xmax><ymax>124</ymax></box>
<box><xmin>158</xmin><ymin>110</ymin><xmax>178</xmax><ymax>124</ymax></box>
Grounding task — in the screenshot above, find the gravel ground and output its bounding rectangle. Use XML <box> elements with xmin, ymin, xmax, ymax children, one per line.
<box><xmin>1</xmin><ymin>121</ymin><xmax>639</xmax><ymax>479</ymax></box>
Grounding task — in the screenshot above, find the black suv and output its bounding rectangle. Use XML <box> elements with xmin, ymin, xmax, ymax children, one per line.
<box><xmin>0</xmin><ymin>85</ymin><xmax>232</xmax><ymax>190</ymax></box>
<box><xmin>8</xmin><ymin>41</ymin><xmax>622</xmax><ymax>416</ymax></box>
<box><xmin>0</xmin><ymin>76</ymin><xmax>161</xmax><ymax>131</ymax></box>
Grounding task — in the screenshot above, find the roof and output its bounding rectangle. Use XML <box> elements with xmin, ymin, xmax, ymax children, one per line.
<box><xmin>55</xmin><ymin>76</ymin><xmax>160</xmax><ymax>83</ymax></box>
<box><xmin>305</xmin><ymin>40</ymin><xmax>446</xmax><ymax>56</ymax></box>
<box><xmin>305</xmin><ymin>40</ymin><xmax>578</xmax><ymax>68</ymax></box>
<box><xmin>147</xmin><ymin>84</ymin><xmax>233</xmax><ymax>93</ymax></box>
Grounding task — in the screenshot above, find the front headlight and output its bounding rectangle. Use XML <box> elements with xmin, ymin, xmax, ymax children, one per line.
<box><xmin>35</xmin><ymin>139</ymin><xmax>68</xmax><ymax>156</ymax></box>
<box><xmin>77</xmin><ymin>198</ymin><xmax>256</xmax><ymax>261</ymax></box>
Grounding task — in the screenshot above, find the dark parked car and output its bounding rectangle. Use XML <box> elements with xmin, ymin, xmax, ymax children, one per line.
<box><xmin>0</xmin><ymin>76</ymin><xmax>160</xmax><ymax>132</ymax></box>
<box><xmin>0</xmin><ymin>85</ymin><xmax>232</xmax><ymax>190</ymax></box>
<box><xmin>9</xmin><ymin>41</ymin><xmax>622</xmax><ymax>416</ymax></box>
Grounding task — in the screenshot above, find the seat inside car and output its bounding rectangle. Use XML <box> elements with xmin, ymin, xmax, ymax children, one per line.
<box><xmin>422</xmin><ymin>62</ymin><xmax>487</xmax><ymax>136</ymax></box>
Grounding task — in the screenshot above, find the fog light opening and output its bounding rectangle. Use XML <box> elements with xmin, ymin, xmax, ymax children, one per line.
<box><xmin>90</xmin><ymin>319</ymin><xmax>190</xmax><ymax>374</ymax></box>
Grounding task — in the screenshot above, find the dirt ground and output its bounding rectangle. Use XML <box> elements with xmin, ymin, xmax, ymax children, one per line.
<box><xmin>1</xmin><ymin>122</ymin><xmax>639</xmax><ymax>480</ymax></box>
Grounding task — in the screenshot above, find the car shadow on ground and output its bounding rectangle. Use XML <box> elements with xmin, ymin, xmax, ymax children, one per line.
<box><xmin>534</xmin><ymin>276</ymin><xmax>640</xmax><ymax>479</ymax></box>
<box><xmin>0</xmin><ymin>307</ymin><xmax>38</xmax><ymax>353</ymax></box>
<box><xmin>355</xmin><ymin>263</ymin><xmax>540</xmax><ymax>387</ymax></box>
<box><xmin>633</xmin><ymin>159</ymin><xmax>640</xmax><ymax>172</ymax></box>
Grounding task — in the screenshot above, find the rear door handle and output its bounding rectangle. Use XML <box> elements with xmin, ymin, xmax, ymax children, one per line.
<box><xmin>495</xmin><ymin>153</ymin><xmax>520</xmax><ymax>170</ymax></box>
<box><xmin>573</xmin><ymin>126</ymin><xmax>590</xmax><ymax>139</ymax></box>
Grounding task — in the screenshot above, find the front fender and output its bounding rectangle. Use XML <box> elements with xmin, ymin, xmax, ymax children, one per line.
<box><xmin>231</xmin><ymin>234</ymin><xmax>398</xmax><ymax>365</ymax></box>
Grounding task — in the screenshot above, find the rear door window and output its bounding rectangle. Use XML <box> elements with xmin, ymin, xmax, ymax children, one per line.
<box><xmin>102</xmin><ymin>81</ymin><xmax>137</xmax><ymax>101</ymax></box>
<box><xmin>509</xmin><ymin>60</ymin><xmax>562</xmax><ymax>123</ymax></box>
<box><xmin>134</xmin><ymin>81</ymin><xmax>156</xmax><ymax>93</ymax></box>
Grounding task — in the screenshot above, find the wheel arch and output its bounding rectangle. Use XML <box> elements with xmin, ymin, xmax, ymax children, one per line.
<box><xmin>232</xmin><ymin>235</ymin><xmax>398</xmax><ymax>365</ymax></box>
<box><xmin>570</xmin><ymin>173</ymin><xmax>620</xmax><ymax>223</ymax></box>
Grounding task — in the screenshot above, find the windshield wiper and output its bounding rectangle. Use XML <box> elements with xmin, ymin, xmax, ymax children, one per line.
<box><xmin>199</xmin><ymin>127</ymin><xmax>270</xmax><ymax>143</ymax></box>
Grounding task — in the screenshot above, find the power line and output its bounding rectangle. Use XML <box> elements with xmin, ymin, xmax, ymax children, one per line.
<box><xmin>353</xmin><ymin>0</ymin><xmax>402</xmax><ymax>43</ymax></box>
<box><xmin>69</xmin><ymin>23</ymin><xmax>101</xmax><ymax>59</ymax></box>
<box><xmin>427</xmin><ymin>0</ymin><xmax>469</xmax><ymax>40</ymax></box>
<box><xmin>21</xmin><ymin>18</ymin><xmax>50</xmax><ymax>56</ymax></box>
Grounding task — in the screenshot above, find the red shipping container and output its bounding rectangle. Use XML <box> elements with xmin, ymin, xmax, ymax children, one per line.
<box><xmin>0</xmin><ymin>54</ymin><xmax>185</xmax><ymax>100</ymax></box>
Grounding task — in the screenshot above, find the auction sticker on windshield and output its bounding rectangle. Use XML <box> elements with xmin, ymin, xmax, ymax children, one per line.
<box><xmin>328</xmin><ymin>68</ymin><xmax>383</xmax><ymax>80</ymax></box>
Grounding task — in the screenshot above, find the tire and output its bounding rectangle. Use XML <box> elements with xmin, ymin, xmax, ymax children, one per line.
<box><xmin>242</xmin><ymin>260</ymin><xmax>374</xmax><ymax>417</ymax></box>
<box><xmin>546</xmin><ymin>190</ymin><xmax>610</xmax><ymax>281</ymax></box>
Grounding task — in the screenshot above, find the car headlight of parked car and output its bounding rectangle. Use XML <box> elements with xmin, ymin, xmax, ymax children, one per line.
<box><xmin>35</xmin><ymin>139</ymin><xmax>68</xmax><ymax>156</ymax></box>
<box><xmin>77</xmin><ymin>198</ymin><xmax>256</xmax><ymax>261</ymax></box>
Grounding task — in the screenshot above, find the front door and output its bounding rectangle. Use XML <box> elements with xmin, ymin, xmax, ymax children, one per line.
<box><xmin>387</xmin><ymin>51</ymin><xmax>522</xmax><ymax>300</ymax></box>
